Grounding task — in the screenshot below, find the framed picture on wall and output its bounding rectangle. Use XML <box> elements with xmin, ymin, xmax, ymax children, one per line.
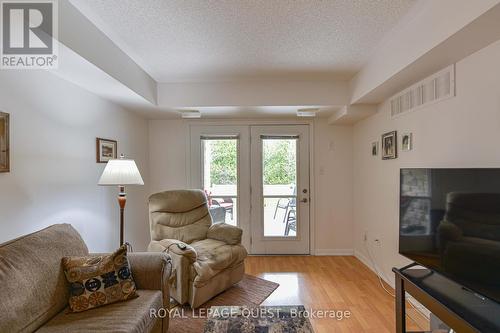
<box><xmin>381</xmin><ymin>131</ymin><xmax>397</xmax><ymax>160</ymax></box>
<box><xmin>96</xmin><ymin>138</ymin><xmax>117</xmax><ymax>163</ymax></box>
<box><xmin>401</xmin><ymin>132</ymin><xmax>413</xmax><ymax>151</ymax></box>
<box><xmin>0</xmin><ymin>112</ymin><xmax>9</xmax><ymax>173</ymax></box>
<box><xmin>371</xmin><ymin>142</ymin><xmax>378</xmax><ymax>156</ymax></box>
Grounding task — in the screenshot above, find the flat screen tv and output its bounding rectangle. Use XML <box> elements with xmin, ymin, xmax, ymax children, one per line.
<box><xmin>399</xmin><ymin>168</ymin><xmax>500</xmax><ymax>304</ymax></box>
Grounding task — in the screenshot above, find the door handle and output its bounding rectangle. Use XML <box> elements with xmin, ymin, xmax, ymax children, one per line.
<box><xmin>300</xmin><ymin>198</ymin><xmax>308</xmax><ymax>203</ymax></box>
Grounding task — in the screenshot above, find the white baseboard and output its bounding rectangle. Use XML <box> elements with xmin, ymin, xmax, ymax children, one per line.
<box><xmin>354</xmin><ymin>249</ymin><xmax>431</xmax><ymax>320</ymax></box>
<box><xmin>314</xmin><ymin>248</ymin><xmax>354</xmax><ymax>256</ymax></box>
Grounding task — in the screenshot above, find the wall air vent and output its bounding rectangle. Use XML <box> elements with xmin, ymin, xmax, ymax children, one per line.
<box><xmin>390</xmin><ymin>64</ymin><xmax>455</xmax><ymax>118</ymax></box>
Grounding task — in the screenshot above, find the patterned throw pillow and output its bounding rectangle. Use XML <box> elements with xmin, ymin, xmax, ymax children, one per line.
<box><xmin>62</xmin><ymin>245</ymin><xmax>138</xmax><ymax>312</ymax></box>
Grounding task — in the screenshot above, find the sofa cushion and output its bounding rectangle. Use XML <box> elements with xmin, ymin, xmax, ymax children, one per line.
<box><xmin>36</xmin><ymin>290</ymin><xmax>163</xmax><ymax>333</ymax></box>
<box><xmin>190</xmin><ymin>239</ymin><xmax>247</xmax><ymax>285</ymax></box>
<box><xmin>0</xmin><ymin>224</ymin><xmax>88</xmax><ymax>333</ymax></box>
<box><xmin>62</xmin><ymin>245</ymin><xmax>138</xmax><ymax>313</ymax></box>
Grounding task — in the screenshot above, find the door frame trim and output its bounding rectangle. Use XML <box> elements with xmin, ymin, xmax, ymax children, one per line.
<box><xmin>185</xmin><ymin>118</ymin><xmax>316</xmax><ymax>255</ymax></box>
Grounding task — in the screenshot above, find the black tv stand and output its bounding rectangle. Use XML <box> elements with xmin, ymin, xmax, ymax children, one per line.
<box><xmin>393</xmin><ymin>266</ymin><xmax>500</xmax><ymax>333</ymax></box>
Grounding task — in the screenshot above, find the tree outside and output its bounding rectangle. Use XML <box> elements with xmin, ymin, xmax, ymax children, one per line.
<box><xmin>262</xmin><ymin>139</ymin><xmax>296</xmax><ymax>185</ymax></box>
<box><xmin>208</xmin><ymin>139</ymin><xmax>296</xmax><ymax>186</ymax></box>
<box><xmin>209</xmin><ymin>140</ymin><xmax>237</xmax><ymax>185</ymax></box>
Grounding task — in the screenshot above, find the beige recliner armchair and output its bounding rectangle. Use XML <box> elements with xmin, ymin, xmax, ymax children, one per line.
<box><xmin>147</xmin><ymin>189</ymin><xmax>247</xmax><ymax>308</ymax></box>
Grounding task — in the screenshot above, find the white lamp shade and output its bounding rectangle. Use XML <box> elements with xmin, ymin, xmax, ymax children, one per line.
<box><xmin>98</xmin><ymin>158</ymin><xmax>144</xmax><ymax>186</ymax></box>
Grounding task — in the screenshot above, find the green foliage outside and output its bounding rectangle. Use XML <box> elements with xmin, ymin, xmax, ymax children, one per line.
<box><xmin>262</xmin><ymin>140</ymin><xmax>296</xmax><ymax>185</ymax></box>
<box><xmin>208</xmin><ymin>139</ymin><xmax>296</xmax><ymax>186</ymax></box>
<box><xmin>209</xmin><ymin>140</ymin><xmax>237</xmax><ymax>185</ymax></box>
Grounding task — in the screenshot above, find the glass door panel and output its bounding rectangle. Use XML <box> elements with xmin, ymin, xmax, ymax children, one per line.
<box><xmin>202</xmin><ymin>138</ymin><xmax>238</xmax><ymax>226</ymax></box>
<box><xmin>261</xmin><ymin>138</ymin><xmax>297</xmax><ymax>237</ymax></box>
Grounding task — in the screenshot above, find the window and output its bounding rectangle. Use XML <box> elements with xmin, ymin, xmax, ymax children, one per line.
<box><xmin>400</xmin><ymin>169</ymin><xmax>432</xmax><ymax>235</ymax></box>
<box><xmin>202</xmin><ymin>137</ymin><xmax>238</xmax><ymax>226</ymax></box>
<box><xmin>261</xmin><ymin>137</ymin><xmax>297</xmax><ymax>237</ymax></box>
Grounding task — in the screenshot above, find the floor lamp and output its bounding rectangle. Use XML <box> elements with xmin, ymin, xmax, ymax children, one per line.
<box><xmin>98</xmin><ymin>154</ymin><xmax>144</xmax><ymax>246</ymax></box>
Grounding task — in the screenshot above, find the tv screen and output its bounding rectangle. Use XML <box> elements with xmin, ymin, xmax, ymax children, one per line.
<box><xmin>399</xmin><ymin>168</ymin><xmax>500</xmax><ymax>303</ymax></box>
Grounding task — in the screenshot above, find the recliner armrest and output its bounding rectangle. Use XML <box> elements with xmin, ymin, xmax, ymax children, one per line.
<box><xmin>207</xmin><ymin>223</ymin><xmax>243</xmax><ymax>245</ymax></box>
<box><xmin>437</xmin><ymin>220</ymin><xmax>464</xmax><ymax>254</ymax></box>
<box><xmin>438</xmin><ymin>220</ymin><xmax>463</xmax><ymax>242</ymax></box>
<box><xmin>148</xmin><ymin>239</ymin><xmax>197</xmax><ymax>263</ymax></box>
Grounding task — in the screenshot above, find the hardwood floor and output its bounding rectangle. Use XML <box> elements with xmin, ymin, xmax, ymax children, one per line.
<box><xmin>245</xmin><ymin>256</ymin><xmax>429</xmax><ymax>333</ymax></box>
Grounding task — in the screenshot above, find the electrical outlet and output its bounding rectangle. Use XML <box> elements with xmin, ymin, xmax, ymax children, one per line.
<box><xmin>374</xmin><ymin>238</ymin><xmax>382</xmax><ymax>246</ymax></box>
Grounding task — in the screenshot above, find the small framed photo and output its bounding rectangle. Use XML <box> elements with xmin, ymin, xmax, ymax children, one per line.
<box><xmin>371</xmin><ymin>142</ymin><xmax>378</xmax><ymax>156</ymax></box>
<box><xmin>381</xmin><ymin>131</ymin><xmax>397</xmax><ymax>160</ymax></box>
<box><xmin>96</xmin><ymin>138</ymin><xmax>117</xmax><ymax>163</ymax></box>
<box><xmin>0</xmin><ymin>112</ymin><xmax>10</xmax><ymax>173</ymax></box>
<box><xmin>401</xmin><ymin>133</ymin><xmax>413</xmax><ymax>151</ymax></box>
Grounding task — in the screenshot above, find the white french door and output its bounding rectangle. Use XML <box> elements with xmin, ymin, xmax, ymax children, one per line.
<box><xmin>190</xmin><ymin>124</ymin><xmax>310</xmax><ymax>255</ymax></box>
<box><xmin>190</xmin><ymin>126</ymin><xmax>252</xmax><ymax>249</ymax></box>
<box><xmin>250</xmin><ymin>125</ymin><xmax>310</xmax><ymax>254</ymax></box>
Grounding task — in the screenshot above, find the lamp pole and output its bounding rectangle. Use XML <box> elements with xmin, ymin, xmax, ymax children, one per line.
<box><xmin>118</xmin><ymin>185</ymin><xmax>126</xmax><ymax>246</ymax></box>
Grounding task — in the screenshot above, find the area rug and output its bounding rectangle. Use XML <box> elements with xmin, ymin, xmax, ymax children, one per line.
<box><xmin>168</xmin><ymin>274</ymin><xmax>279</xmax><ymax>333</ymax></box>
<box><xmin>204</xmin><ymin>305</ymin><xmax>314</xmax><ymax>333</ymax></box>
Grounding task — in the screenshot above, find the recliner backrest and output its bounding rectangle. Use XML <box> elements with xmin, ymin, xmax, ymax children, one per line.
<box><xmin>444</xmin><ymin>192</ymin><xmax>500</xmax><ymax>241</ymax></box>
<box><xmin>149</xmin><ymin>189</ymin><xmax>212</xmax><ymax>244</ymax></box>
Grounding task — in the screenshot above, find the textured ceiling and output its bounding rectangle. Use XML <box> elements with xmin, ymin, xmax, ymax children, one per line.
<box><xmin>71</xmin><ymin>0</ymin><xmax>416</xmax><ymax>83</ymax></box>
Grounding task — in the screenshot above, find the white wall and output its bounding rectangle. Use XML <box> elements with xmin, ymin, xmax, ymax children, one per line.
<box><xmin>158</xmin><ymin>80</ymin><xmax>349</xmax><ymax>108</ymax></box>
<box><xmin>313</xmin><ymin>120</ymin><xmax>353</xmax><ymax>254</ymax></box>
<box><xmin>352</xmin><ymin>40</ymin><xmax>500</xmax><ymax>283</ymax></box>
<box><xmin>148</xmin><ymin>118</ymin><xmax>354</xmax><ymax>253</ymax></box>
<box><xmin>149</xmin><ymin>119</ymin><xmax>189</xmax><ymax>194</ymax></box>
<box><xmin>0</xmin><ymin>70</ymin><xmax>150</xmax><ymax>252</ymax></box>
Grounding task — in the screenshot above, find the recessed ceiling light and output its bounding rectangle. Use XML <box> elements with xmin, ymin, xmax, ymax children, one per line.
<box><xmin>297</xmin><ymin>108</ymin><xmax>319</xmax><ymax>117</ymax></box>
<box><xmin>180</xmin><ymin>110</ymin><xmax>201</xmax><ymax>118</ymax></box>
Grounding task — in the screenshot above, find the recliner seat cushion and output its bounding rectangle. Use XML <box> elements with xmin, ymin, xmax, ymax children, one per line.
<box><xmin>36</xmin><ymin>290</ymin><xmax>163</xmax><ymax>333</ymax></box>
<box><xmin>190</xmin><ymin>239</ymin><xmax>247</xmax><ymax>284</ymax></box>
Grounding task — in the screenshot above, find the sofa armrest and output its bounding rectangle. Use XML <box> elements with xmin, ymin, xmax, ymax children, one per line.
<box><xmin>128</xmin><ymin>252</ymin><xmax>171</xmax><ymax>333</ymax></box>
<box><xmin>148</xmin><ymin>239</ymin><xmax>198</xmax><ymax>305</ymax></box>
<box><xmin>207</xmin><ymin>223</ymin><xmax>242</xmax><ymax>245</ymax></box>
<box><xmin>128</xmin><ymin>252</ymin><xmax>172</xmax><ymax>291</ymax></box>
